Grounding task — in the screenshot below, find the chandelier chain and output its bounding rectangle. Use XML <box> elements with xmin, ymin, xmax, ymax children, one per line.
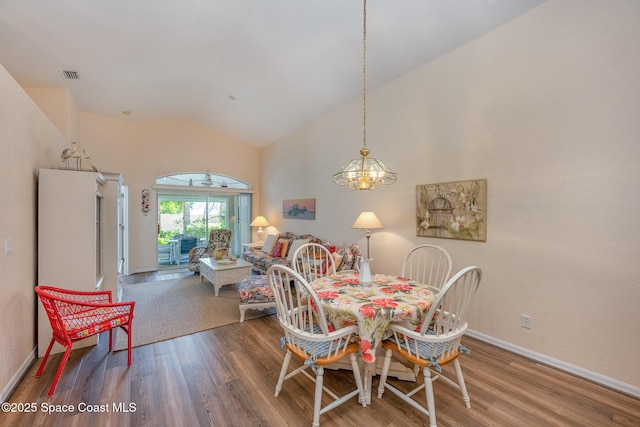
<box><xmin>332</xmin><ymin>0</ymin><xmax>397</xmax><ymax>190</ymax></box>
<box><xmin>362</xmin><ymin>0</ymin><xmax>367</xmax><ymax>150</ymax></box>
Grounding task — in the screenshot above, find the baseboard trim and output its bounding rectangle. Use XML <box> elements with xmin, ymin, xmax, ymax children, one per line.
<box><xmin>466</xmin><ymin>329</ymin><xmax>640</xmax><ymax>399</ymax></box>
<box><xmin>1</xmin><ymin>347</ymin><xmax>37</xmax><ymax>402</ymax></box>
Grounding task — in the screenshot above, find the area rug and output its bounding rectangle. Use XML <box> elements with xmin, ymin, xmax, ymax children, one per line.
<box><xmin>113</xmin><ymin>274</ymin><xmax>273</xmax><ymax>350</ymax></box>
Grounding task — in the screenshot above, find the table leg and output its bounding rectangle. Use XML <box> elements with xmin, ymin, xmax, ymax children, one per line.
<box><xmin>324</xmin><ymin>352</ymin><xmax>415</xmax><ymax>406</ymax></box>
<box><xmin>363</xmin><ymin>350</ymin><xmax>417</xmax><ymax>406</ymax></box>
<box><xmin>363</xmin><ymin>361</ymin><xmax>375</xmax><ymax>406</ymax></box>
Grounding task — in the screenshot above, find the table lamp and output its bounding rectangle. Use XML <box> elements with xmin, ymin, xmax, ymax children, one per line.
<box><xmin>352</xmin><ymin>211</ymin><xmax>384</xmax><ymax>259</ymax></box>
<box><xmin>250</xmin><ymin>215</ymin><xmax>269</xmax><ymax>243</ymax></box>
<box><xmin>352</xmin><ymin>211</ymin><xmax>383</xmax><ymax>284</ymax></box>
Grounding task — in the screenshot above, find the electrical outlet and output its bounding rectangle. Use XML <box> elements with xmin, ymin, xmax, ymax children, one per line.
<box><xmin>521</xmin><ymin>314</ymin><xmax>532</xmax><ymax>329</ymax></box>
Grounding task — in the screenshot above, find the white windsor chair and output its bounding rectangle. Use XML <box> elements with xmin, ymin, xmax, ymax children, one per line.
<box><xmin>267</xmin><ymin>264</ymin><xmax>365</xmax><ymax>427</ymax></box>
<box><xmin>401</xmin><ymin>244</ymin><xmax>452</xmax><ymax>292</ymax></box>
<box><xmin>292</xmin><ymin>242</ymin><xmax>336</xmax><ymax>283</ymax></box>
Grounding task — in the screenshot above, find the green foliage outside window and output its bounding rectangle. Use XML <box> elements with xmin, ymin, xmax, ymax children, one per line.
<box><xmin>157</xmin><ymin>231</ymin><xmax>173</xmax><ymax>245</ymax></box>
<box><xmin>157</xmin><ymin>200</ymin><xmax>228</xmax><ymax>243</ymax></box>
<box><xmin>185</xmin><ymin>218</ymin><xmax>208</xmax><ymax>239</ymax></box>
<box><xmin>184</xmin><ymin>216</ymin><xmax>227</xmax><ymax>239</ymax></box>
<box><xmin>160</xmin><ymin>201</ymin><xmax>183</xmax><ymax>214</ymax></box>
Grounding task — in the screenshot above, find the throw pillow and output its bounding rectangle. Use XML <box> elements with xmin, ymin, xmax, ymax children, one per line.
<box><xmin>277</xmin><ymin>238</ymin><xmax>291</xmax><ymax>257</ymax></box>
<box><xmin>332</xmin><ymin>252</ymin><xmax>344</xmax><ymax>270</ymax></box>
<box><xmin>286</xmin><ymin>238</ymin><xmax>310</xmax><ymax>261</ymax></box>
<box><xmin>336</xmin><ymin>244</ymin><xmax>355</xmax><ymax>270</ymax></box>
<box><xmin>350</xmin><ymin>243</ymin><xmax>362</xmax><ymax>264</ymax></box>
<box><xmin>262</xmin><ymin>234</ymin><xmax>278</xmax><ymax>254</ymax></box>
<box><xmin>270</xmin><ymin>241</ymin><xmax>283</xmax><ymax>257</ymax></box>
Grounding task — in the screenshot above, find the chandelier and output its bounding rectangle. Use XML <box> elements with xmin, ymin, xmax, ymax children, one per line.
<box><xmin>333</xmin><ymin>0</ymin><xmax>397</xmax><ymax>191</ymax></box>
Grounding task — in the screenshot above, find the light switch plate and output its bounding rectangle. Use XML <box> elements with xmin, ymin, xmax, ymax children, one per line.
<box><xmin>4</xmin><ymin>239</ymin><xmax>12</xmax><ymax>254</ymax></box>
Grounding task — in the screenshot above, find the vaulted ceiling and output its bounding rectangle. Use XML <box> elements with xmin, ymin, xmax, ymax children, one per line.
<box><xmin>0</xmin><ymin>0</ymin><xmax>545</xmax><ymax>147</ymax></box>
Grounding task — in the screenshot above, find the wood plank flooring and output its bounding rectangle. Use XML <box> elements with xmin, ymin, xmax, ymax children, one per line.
<box><xmin>3</xmin><ymin>270</ymin><xmax>639</xmax><ymax>426</ymax></box>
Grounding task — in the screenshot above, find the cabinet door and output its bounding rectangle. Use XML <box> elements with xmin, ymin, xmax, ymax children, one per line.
<box><xmin>100</xmin><ymin>173</ymin><xmax>124</xmax><ymax>298</ymax></box>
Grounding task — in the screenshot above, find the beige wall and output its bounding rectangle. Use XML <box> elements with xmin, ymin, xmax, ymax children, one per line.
<box><xmin>0</xmin><ymin>65</ymin><xmax>68</xmax><ymax>399</ymax></box>
<box><xmin>259</xmin><ymin>0</ymin><xmax>640</xmax><ymax>391</ymax></box>
<box><xmin>24</xmin><ymin>87</ymin><xmax>79</xmax><ymax>142</ymax></box>
<box><xmin>76</xmin><ymin>114</ymin><xmax>260</xmax><ymax>273</ymax></box>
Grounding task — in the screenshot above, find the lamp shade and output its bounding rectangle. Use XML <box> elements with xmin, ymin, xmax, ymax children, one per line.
<box><xmin>352</xmin><ymin>211</ymin><xmax>384</xmax><ymax>229</ymax></box>
<box><xmin>250</xmin><ymin>216</ymin><xmax>269</xmax><ymax>227</ymax></box>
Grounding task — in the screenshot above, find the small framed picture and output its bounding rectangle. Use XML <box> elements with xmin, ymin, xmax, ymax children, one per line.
<box><xmin>283</xmin><ymin>199</ymin><xmax>316</xmax><ymax>220</ymax></box>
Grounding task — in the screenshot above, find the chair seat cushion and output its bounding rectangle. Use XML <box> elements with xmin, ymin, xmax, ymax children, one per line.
<box><xmin>285</xmin><ymin>325</ymin><xmax>359</xmax><ymax>363</ymax></box>
<box><xmin>384</xmin><ymin>331</ymin><xmax>470</xmax><ymax>372</ymax></box>
<box><xmin>63</xmin><ymin>306</ymin><xmax>132</xmax><ymax>339</ymax></box>
<box><xmin>286</xmin><ymin>325</ymin><xmax>334</xmax><ymax>357</ymax></box>
<box><xmin>238</xmin><ymin>275</ymin><xmax>274</xmax><ymax>304</ymax></box>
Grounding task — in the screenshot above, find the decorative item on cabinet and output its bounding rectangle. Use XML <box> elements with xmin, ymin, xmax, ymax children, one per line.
<box><xmin>60</xmin><ymin>141</ymin><xmax>99</xmax><ymax>171</ymax></box>
<box><xmin>60</xmin><ymin>141</ymin><xmax>79</xmax><ymax>169</ymax></box>
<box><xmin>81</xmin><ymin>146</ymin><xmax>99</xmax><ymax>172</ymax></box>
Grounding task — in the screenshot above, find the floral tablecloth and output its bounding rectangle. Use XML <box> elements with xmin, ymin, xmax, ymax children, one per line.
<box><xmin>310</xmin><ymin>272</ymin><xmax>436</xmax><ymax>364</ymax></box>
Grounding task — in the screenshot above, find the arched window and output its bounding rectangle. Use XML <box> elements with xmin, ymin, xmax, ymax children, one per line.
<box><xmin>155</xmin><ymin>172</ymin><xmax>249</xmax><ymax>189</ymax></box>
<box><xmin>154</xmin><ymin>172</ymin><xmax>253</xmax><ymax>269</ymax></box>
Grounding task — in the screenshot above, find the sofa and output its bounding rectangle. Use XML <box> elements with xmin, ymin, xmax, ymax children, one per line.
<box><xmin>241</xmin><ymin>231</ymin><xmax>362</xmax><ymax>274</ymax></box>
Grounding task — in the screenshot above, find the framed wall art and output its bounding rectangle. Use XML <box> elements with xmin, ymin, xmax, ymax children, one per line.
<box><xmin>141</xmin><ymin>188</ymin><xmax>150</xmax><ymax>215</ymax></box>
<box><xmin>283</xmin><ymin>198</ymin><xmax>316</xmax><ymax>220</ymax></box>
<box><xmin>416</xmin><ymin>179</ymin><xmax>486</xmax><ymax>241</ymax></box>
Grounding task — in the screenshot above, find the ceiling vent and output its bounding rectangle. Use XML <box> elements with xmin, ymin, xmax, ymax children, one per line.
<box><xmin>61</xmin><ymin>70</ymin><xmax>79</xmax><ymax>79</ymax></box>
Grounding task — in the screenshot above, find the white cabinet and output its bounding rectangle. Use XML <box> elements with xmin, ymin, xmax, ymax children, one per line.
<box><xmin>37</xmin><ymin>169</ymin><xmax>122</xmax><ymax>357</ymax></box>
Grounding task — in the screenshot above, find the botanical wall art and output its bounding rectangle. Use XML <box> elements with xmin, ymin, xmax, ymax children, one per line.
<box><xmin>283</xmin><ymin>198</ymin><xmax>316</xmax><ymax>220</ymax></box>
<box><xmin>416</xmin><ymin>179</ymin><xmax>486</xmax><ymax>241</ymax></box>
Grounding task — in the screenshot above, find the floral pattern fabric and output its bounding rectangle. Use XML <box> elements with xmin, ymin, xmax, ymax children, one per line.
<box><xmin>189</xmin><ymin>229</ymin><xmax>233</xmax><ymax>272</ymax></box>
<box><xmin>238</xmin><ymin>275</ymin><xmax>274</xmax><ymax>304</ymax></box>
<box><xmin>241</xmin><ymin>232</ymin><xmax>323</xmax><ymax>273</ymax></box>
<box><xmin>310</xmin><ymin>272</ymin><xmax>435</xmax><ymax>364</ymax></box>
<box><xmin>334</xmin><ymin>243</ymin><xmax>361</xmax><ymax>271</ymax></box>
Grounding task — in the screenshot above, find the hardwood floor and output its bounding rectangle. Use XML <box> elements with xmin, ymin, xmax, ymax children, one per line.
<box><xmin>3</xmin><ymin>272</ymin><xmax>639</xmax><ymax>427</ymax></box>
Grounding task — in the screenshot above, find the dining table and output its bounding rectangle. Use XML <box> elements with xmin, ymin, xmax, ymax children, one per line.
<box><xmin>309</xmin><ymin>271</ymin><xmax>436</xmax><ymax>405</ymax></box>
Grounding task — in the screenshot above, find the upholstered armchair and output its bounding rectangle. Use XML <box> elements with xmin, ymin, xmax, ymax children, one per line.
<box><xmin>188</xmin><ymin>229</ymin><xmax>232</xmax><ymax>272</ymax></box>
